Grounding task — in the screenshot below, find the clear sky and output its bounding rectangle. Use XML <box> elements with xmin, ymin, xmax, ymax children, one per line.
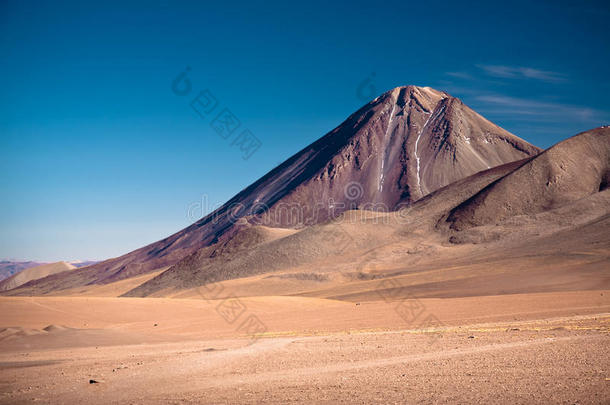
<box><xmin>1</xmin><ymin>0</ymin><xmax>609</xmax><ymax>261</ymax></box>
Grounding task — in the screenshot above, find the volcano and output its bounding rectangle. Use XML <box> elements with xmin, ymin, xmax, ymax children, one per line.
<box><xmin>5</xmin><ymin>86</ymin><xmax>542</xmax><ymax>293</ymax></box>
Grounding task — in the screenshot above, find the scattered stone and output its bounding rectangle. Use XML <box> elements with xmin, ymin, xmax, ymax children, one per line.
<box><xmin>154</xmin><ymin>323</ymin><xmax>158</xmax><ymax>327</ymax></box>
<box><xmin>468</xmin><ymin>335</ymin><xmax>475</xmax><ymax>339</ymax></box>
<box><xmin>112</xmin><ymin>364</ymin><xmax>128</xmax><ymax>372</ymax></box>
<box><xmin>89</xmin><ymin>379</ymin><xmax>100</xmax><ymax>384</ymax></box>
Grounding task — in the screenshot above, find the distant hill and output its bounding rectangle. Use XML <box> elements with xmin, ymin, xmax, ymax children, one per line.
<box><xmin>0</xmin><ymin>262</ymin><xmax>76</xmax><ymax>292</ymax></box>
<box><xmin>0</xmin><ymin>261</ymin><xmax>45</xmax><ymax>282</ymax></box>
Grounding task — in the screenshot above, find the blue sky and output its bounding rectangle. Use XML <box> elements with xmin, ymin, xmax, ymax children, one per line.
<box><xmin>1</xmin><ymin>0</ymin><xmax>609</xmax><ymax>261</ymax></box>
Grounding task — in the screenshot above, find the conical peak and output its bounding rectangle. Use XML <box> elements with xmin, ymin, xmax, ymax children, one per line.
<box><xmin>372</xmin><ymin>85</ymin><xmax>451</xmax><ymax>119</ymax></box>
<box><xmin>378</xmin><ymin>85</ymin><xmax>450</xmax><ymax>102</ymax></box>
<box><xmin>44</xmin><ymin>82</ymin><xmax>541</xmax><ymax>288</ymax></box>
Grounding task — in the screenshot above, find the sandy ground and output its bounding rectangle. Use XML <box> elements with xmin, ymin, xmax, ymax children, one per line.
<box><xmin>0</xmin><ymin>291</ymin><xmax>609</xmax><ymax>403</ymax></box>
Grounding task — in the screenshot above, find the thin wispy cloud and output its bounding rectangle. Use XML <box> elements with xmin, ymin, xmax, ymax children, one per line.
<box><xmin>445</xmin><ymin>71</ymin><xmax>473</xmax><ymax>80</ymax></box>
<box><xmin>439</xmin><ymin>71</ymin><xmax>606</xmax><ymax>127</ymax></box>
<box><xmin>476</xmin><ymin>65</ymin><xmax>566</xmax><ymax>83</ymax></box>
<box><xmin>475</xmin><ymin>94</ymin><xmax>600</xmax><ymax>122</ymax></box>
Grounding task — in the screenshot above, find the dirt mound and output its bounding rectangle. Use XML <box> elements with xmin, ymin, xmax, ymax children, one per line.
<box><xmin>42</xmin><ymin>324</ymin><xmax>70</xmax><ymax>333</ymax></box>
<box><xmin>0</xmin><ymin>326</ymin><xmax>46</xmax><ymax>340</ymax></box>
<box><xmin>122</xmin><ymin>222</ymin><xmax>354</xmax><ymax>297</ymax></box>
<box><xmin>447</xmin><ymin>127</ymin><xmax>610</xmax><ymax>230</ymax></box>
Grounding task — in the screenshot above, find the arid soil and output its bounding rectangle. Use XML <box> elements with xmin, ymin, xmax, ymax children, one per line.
<box><xmin>0</xmin><ymin>292</ymin><xmax>608</xmax><ymax>404</ymax></box>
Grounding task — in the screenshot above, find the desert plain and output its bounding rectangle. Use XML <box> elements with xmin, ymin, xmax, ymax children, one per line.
<box><xmin>0</xmin><ymin>289</ymin><xmax>608</xmax><ymax>404</ymax></box>
<box><xmin>2</xmin><ymin>214</ymin><xmax>610</xmax><ymax>405</ymax></box>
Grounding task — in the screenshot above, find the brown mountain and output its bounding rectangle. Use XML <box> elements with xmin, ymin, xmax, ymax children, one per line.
<box><xmin>122</xmin><ymin>127</ymin><xmax>608</xmax><ymax>297</ymax></box>
<box><xmin>446</xmin><ymin>126</ymin><xmax>610</xmax><ymax>230</ymax></box>
<box><xmin>4</xmin><ymin>85</ymin><xmax>540</xmax><ymax>294</ymax></box>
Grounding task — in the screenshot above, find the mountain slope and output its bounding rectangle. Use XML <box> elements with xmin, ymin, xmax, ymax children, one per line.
<box><xmin>5</xmin><ymin>85</ymin><xmax>540</xmax><ymax>292</ymax></box>
<box><xmin>446</xmin><ymin>126</ymin><xmax>610</xmax><ymax>230</ymax></box>
<box><xmin>124</xmin><ymin>127</ymin><xmax>609</xmax><ymax>297</ymax></box>
<box><xmin>413</xmin><ymin>95</ymin><xmax>539</xmax><ymax>198</ymax></box>
<box><xmin>123</xmin><ymin>159</ymin><xmax>530</xmax><ymax>297</ymax></box>
<box><xmin>8</xmin><ymin>129</ymin><xmax>608</xmax><ymax>298</ymax></box>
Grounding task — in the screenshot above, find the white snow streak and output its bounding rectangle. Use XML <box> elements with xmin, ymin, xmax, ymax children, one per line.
<box><xmin>414</xmin><ymin>105</ymin><xmax>446</xmax><ymax>195</ymax></box>
<box><xmin>379</xmin><ymin>103</ymin><xmax>397</xmax><ymax>192</ymax></box>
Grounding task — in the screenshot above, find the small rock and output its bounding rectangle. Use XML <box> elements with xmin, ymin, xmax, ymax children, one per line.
<box><xmin>468</xmin><ymin>335</ymin><xmax>475</xmax><ymax>339</ymax></box>
<box><xmin>89</xmin><ymin>379</ymin><xmax>100</xmax><ymax>384</ymax></box>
